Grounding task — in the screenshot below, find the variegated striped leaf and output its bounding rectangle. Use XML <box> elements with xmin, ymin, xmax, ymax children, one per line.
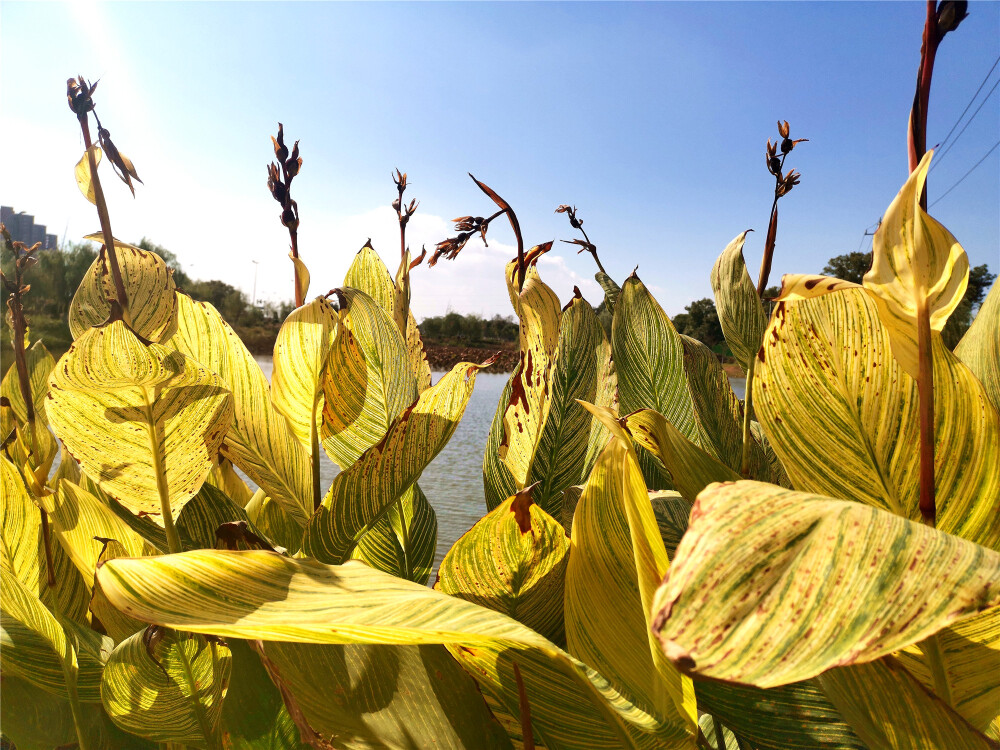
<box><xmin>2</xmin><ymin>456</ymin><xmax>91</xmax><ymax>625</ymax></box>
<box><xmin>168</xmin><ymin>293</ymin><xmax>312</xmax><ymax>525</ymax></box>
<box><xmin>1</xmin><ymin>339</ymin><xmax>55</xmax><ymax>426</ymax></box>
<box><xmin>89</xmin><ymin>539</ymin><xmax>149</xmax><ymax>645</ymax></box>
<box><xmin>501</xmin><ymin>267</ymin><xmax>562</xmax><ymax>488</ymax></box>
<box><xmin>245</xmin><ymin>490</ymin><xmax>304</xmax><ymax>555</ymax></box>
<box><xmin>101</xmin><ymin>629</ymin><xmax>231</xmax><ymax>747</ymax></box>
<box><xmin>321</xmin><ymin>287</ymin><xmax>416</xmax><ymax>470</ymax></box>
<box><xmin>351</xmin><ymin>482</ymin><xmax>437</xmax><ymax>585</ymax></box>
<box><xmin>623</xmin><ymin>409</ymin><xmax>739</xmax><ymax>503</ymax></box>
<box><xmin>305</xmin><ymin>362</ymin><xmax>481</xmax><ymax>565</ymax></box>
<box><xmin>41</xmin><ymin>478</ymin><xmax>161</xmax><ymax>595</ymax></box>
<box><xmin>48</xmin><ymin>321</ymin><xmax>234</xmax><ymax>522</ymax></box>
<box><xmin>0</xmin><ymin>562</ymin><xmax>108</xmax><ymax>703</ymax></box>
<box><xmin>260</xmin><ymin>641</ymin><xmax>513</xmax><ymax>748</ymax></box>
<box><xmin>755</xmin><ymin>286</ymin><xmax>1000</xmax><ymax>550</ymax></box>
<box><xmin>70</xmin><ymin>236</ymin><xmax>178</xmax><ymax>343</ymax></box>
<box><xmin>897</xmin><ymin>606</ymin><xmax>1000</xmax><ymax>740</ymax></box>
<box><xmin>595</xmin><ymin>271</ymin><xmax>621</xmax><ymax>317</ymax></box>
<box><xmin>97</xmin><ymin>550</ymin><xmax>692</xmax><ymax>748</ymax></box>
<box><xmin>652</xmin><ymin>481</ymin><xmax>1000</xmax><ymax>688</ymax></box>
<box><xmin>344</xmin><ymin>242</ymin><xmax>396</xmax><ymax>312</ymax></box>
<box><xmin>680</xmin><ymin>335</ymin><xmax>774</xmax><ymax>482</ymax></box>
<box><xmin>205</xmin><ymin>456</ymin><xmax>253</xmax><ymax>507</ymax></box>
<box><xmin>612</xmin><ymin>273</ymin><xmax>701</xmax><ymax>489</ymax></box>
<box><xmin>710</xmin><ymin>230</ymin><xmax>766</xmax><ymax>374</ymax></box>
<box><xmin>818</xmin><ymin>657</ymin><xmax>996</xmax><ymax>749</ymax></box>
<box><xmin>175</xmin><ymin>482</ymin><xmax>264</xmax><ymax>551</ymax></box>
<box><xmin>696</xmin><ymin>679</ymin><xmax>865</xmax><ymax>749</ymax></box>
<box><xmin>437</xmin><ymin>485</ymin><xmax>569</xmax><ymax>645</ymax></box>
<box><xmin>526</xmin><ymin>295</ymin><xmax>615</xmax><ymax>516</ymax></box>
<box><xmin>956</xmin><ymin>279</ymin><xmax>1000</xmax><ymax>411</ymax></box>
<box><xmin>483</xmin><ymin>364</ymin><xmax>521</xmax><ymax>511</ymax></box>
<box><xmin>219</xmin><ymin>639</ymin><xmax>305</xmax><ymax>750</ymax></box>
<box><xmin>566</xmin><ymin>417</ymin><xmax>697</xmax><ymax>744</ymax></box>
<box><xmin>863</xmin><ymin>150</ymin><xmax>969</xmax><ymax>378</ymax></box>
<box><xmin>271</xmin><ymin>297</ymin><xmax>338</xmax><ymax>454</ymax></box>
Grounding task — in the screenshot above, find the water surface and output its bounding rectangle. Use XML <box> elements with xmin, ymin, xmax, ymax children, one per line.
<box><xmin>251</xmin><ymin>357</ymin><xmax>744</xmax><ymax>573</ymax></box>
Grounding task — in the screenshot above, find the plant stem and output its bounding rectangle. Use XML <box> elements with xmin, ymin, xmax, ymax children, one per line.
<box><xmin>78</xmin><ymin>114</ymin><xmax>130</xmax><ymax>321</ymax></box>
<box><xmin>40</xmin><ymin>508</ymin><xmax>57</xmax><ymax>586</ymax></box>
<box><xmin>756</xmin><ymin>152</ymin><xmax>787</xmax><ymax>297</ymax></box>
<box><xmin>916</xmin><ymin>300</ymin><xmax>936</xmax><ymax>524</ymax></box>
<box><xmin>696</xmin><ymin>728</ymin><xmax>715</xmax><ymax>750</ymax></box>
<box><xmin>909</xmin><ymin>0</ymin><xmax>939</xmax><ymax>210</ymax></box>
<box><xmin>713</xmin><ymin>715</ymin><xmax>727</xmax><ymax>750</ymax></box>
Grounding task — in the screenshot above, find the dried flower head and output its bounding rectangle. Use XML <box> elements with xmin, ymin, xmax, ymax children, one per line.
<box><xmin>67</xmin><ymin>76</ymin><xmax>98</xmax><ymax>117</ymax></box>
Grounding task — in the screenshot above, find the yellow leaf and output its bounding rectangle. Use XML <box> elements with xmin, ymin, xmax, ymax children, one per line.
<box><xmin>863</xmin><ymin>151</ymin><xmax>970</xmax><ymax>377</ymax></box>
<box><xmin>501</xmin><ymin>268</ymin><xmax>561</xmax><ymax>487</ymax></box>
<box><xmin>74</xmin><ymin>146</ymin><xmax>101</xmax><ymax>204</ymax></box>
<box><xmin>69</xmin><ymin>237</ymin><xmax>178</xmax><ymax>343</ymax></box>
<box><xmin>168</xmin><ymin>293</ymin><xmax>312</xmax><ymax>525</ymax></box>
<box><xmin>566</xmin><ymin>429</ymin><xmax>697</xmax><ymax>741</ymax></box>
<box><xmin>271</xmin><ymin>297</ymin><xmax>338</xmax><ymax>452</ymax></box>
<box><xmin>306</xmin><ymin>361</ymin><xmax>484</xmax><ymax>564</ymax></box>
<box><xmin>289</xmin><ymin>251</ymin><xmax>310</xmax><ymax>304</ymax></box>
<box><xmin>47</xmin><ymin>321</ymin><xmax>234</xmax><ymax>521</ymax></box>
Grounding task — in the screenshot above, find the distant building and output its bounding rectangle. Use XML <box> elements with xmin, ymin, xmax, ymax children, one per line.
<box><xmin>1</xmin><ymin>206</ymin><xmax>59</xmax><ymax>250</ymax></box>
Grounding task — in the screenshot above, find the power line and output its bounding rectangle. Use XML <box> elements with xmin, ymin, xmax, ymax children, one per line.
<box><xmin>930</xmin><ymin>75</ymin><xmax>1000</xmax><ymax>171</ymax></box>
<box><xmin>929</xmin><ymin>139</ymin><xmax>1000</xmax><ymax>208</ymax></box>
<box><xmin>934</xmin><ymin>54</ymin><xmax>1000</xmax><ymax>154</ymax></box>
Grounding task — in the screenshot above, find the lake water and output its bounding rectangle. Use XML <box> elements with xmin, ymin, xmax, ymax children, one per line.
<box><xmin>251</xmin><ymin>357</ymin><xmax>744</xmax><ymax>573</ymax></box>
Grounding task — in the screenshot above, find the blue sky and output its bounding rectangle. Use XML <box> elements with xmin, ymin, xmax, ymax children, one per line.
<box><xmin>2</xmin><ymin>1</ymin><xmax>997</xmax><ymax>318</ymax></box>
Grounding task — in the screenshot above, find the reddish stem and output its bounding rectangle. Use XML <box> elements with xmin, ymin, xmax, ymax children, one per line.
<box><xmin>917</xmin><ymin>301</ymin><xmax>936</xmax><ymax>524</ymax></box>
<box><xmin>908</xmin><ymin>0</ymin><xmax>939</xmax><ymax>209</ymax></box>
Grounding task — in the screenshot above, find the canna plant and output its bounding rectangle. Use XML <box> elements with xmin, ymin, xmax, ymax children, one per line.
<box><xmin>3</xmin><ymin>41</ymin><xmax>999</xmax><ymax>750</ymax></box>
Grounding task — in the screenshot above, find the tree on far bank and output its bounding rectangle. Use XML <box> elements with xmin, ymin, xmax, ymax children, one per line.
<box><xmin>672</xmin><ymin>297</ymin><xmax>724</xmax><ymax>350</ymax></box>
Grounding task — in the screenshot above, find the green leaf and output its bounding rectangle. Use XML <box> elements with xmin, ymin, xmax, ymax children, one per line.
<box><xmin>101</xmin><ymin>629</ymin><xmax>231</xmax><ymax>748</ymax></box>
<box><xmin>526</xmin><ymin>295</ymin><xmax>616</xmax><ymax>516</ymax></box>
<box><xmin>755</xmin><ymin>286</ymin><xmax>1000</xmax><ymax>550</ymax></box>
<box><xmin>70</xmin><ymin>237</ymin><xmax>178</xmax><ymax>343</ymax></box>
<box><xmin>612</xmin><ymin>274</ymin><xmax>701</xmax><ymax>488</ymax></box>
<box><xmin>651</xmin><ymin>481</ymin><xmax>1000</xmax><ymax>688</ymax></box>
<box><xmin>168</xmin><ymin>293</ymin><xmax>312</xmax><ymax>525</ymax></box>
<box><xmin>710</xmin><ymin>230</ymin><xmax>767</xmax><ymax>374</ymax></box>
<box><xmin>48</xmin><ymin>321</ymin><xmax>234</xmax><ymax>521</ymax></box>
<box><xmin>437</xmin><ymin>485</ymin><xmax>569</xmax><ymax>645</ymax></box>
<box><xmin>818</xmin><ymin>657</ymin><xmax>996</xmax><ymax>749</ymax></box>
<box><xmin>97</xmin><ymin>550</ymin><xmax>691</xmax><ymax>748</ymax></box>
<box><xmin>305</xmin><ymin>361</ymin><xmax>483</xmax><ymax>565</ymax></box>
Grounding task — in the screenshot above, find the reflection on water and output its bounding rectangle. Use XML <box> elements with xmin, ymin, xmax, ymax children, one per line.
<box><xmin>251</xmin><ymin>357</ymin><xmax>744</xmax><ymax>575</ymax></box>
